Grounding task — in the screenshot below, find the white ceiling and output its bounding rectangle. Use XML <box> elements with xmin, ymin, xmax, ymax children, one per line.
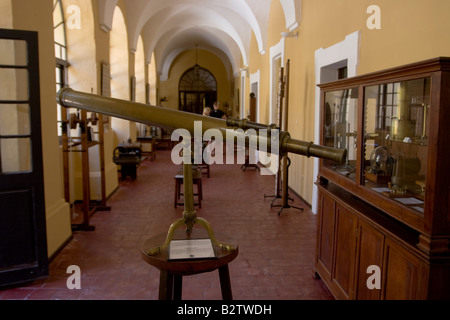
<box><xmin>97</xmin><ymin>0</ymin><xmax>301</xmax><ymax>78</ymax></box>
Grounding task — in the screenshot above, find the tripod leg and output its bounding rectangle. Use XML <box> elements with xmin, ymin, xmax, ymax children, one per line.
<box><xmin>276</xmin><ymin>157</ymin><xmax>304</xmax><ymax>216</ymax></box>
<box><xmin>278</xmin><ymin>204</ymin><xmax>303</xmax><ymax>216</ymax></box>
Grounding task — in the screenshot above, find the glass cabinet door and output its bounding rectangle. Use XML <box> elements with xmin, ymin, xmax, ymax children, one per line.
<box><xmin>322</xmin><ymin>88</ymin><xmax>359</xmax><ymax>181</ymax></box>
<box><xmin>363</xmin><ymin>78</ymin><xmax>430</xmax><ymax>215</ymax></box>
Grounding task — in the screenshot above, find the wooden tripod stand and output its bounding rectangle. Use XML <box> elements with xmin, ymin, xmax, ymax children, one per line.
<box><xmin>264</xmin><ymin>60</ymin><xmax>304</xmax><ymax>215</ymax></box>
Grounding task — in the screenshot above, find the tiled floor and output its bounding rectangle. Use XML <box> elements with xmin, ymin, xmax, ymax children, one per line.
<box><xmin>0</xmin><ymin>148</ymin><xmax>333</xmax><ymax>300</ymax></box>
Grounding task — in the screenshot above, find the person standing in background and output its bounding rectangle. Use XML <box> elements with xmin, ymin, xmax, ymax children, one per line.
<box><xmin>202</xmin><ymin>107</ymin><xmax>211</xmax><ymax>116</ymax></box>
<box><xmin>209</xmin><ymin>101</ymin><xmax>227</xmax><ymax>119</ymax></box>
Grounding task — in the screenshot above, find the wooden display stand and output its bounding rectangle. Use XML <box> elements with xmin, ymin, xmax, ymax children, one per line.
<box><xmin>61</xmin><ymin>106</ymin><xmax>111</xmax><ymax>231</ymax></box>
<box><xmin>264</xmin><ymin>60</ymin><xmax>303</xmax><ymax>215</ymax></box>
<box><xmin>113</xmin><ymin>142</ymin><xmax>143</xmax><ymax>180</ymax></box>
<box><xmin>264</xmin><ymin>67</ymin><xmax>284</xmax><ymax>204</ymax></box>
<box><xmin>174</xmin><ymin>166</ymin><xmax>203</xmax><ymax>208</ymax></box>
<box><xmin>240</xmin><ymin>94</ymin><xmax>261</xmax><ymax>171</ymax></box>
<box><xmin>141</xmin><ymin>228</ymin><xmax>238</xmax><ymax>300</ymax></box>
<box><xmin>137</xmin><ymin>135</ymin><xmax>156</xmax><ymax>161</ymax></box>
<box><xmin>315</xmin><ymin>57</ymin><xmax>450</xmax><ymax>299</ymax></box>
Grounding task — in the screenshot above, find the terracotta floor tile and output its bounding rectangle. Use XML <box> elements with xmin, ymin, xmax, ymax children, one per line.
<box><xmin>0</xmin><ymin>149</ymin><xmax>333</xmax><ymax>300</ymax></box>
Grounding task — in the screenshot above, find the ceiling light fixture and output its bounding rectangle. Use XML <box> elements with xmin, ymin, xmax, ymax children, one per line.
<box><xmin>193</xmin><ymin>44</ymin><xmax>200</xmax><ymax>78</ymax></box>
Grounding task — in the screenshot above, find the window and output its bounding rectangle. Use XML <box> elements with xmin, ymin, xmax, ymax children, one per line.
<box><xmin>0</xmin><ymin>39</ymin><xmax>32</xmax><ymax>173</ymax></box>
<box><xmin>53</xmin><ymin>0</ymin><xmax>67</xmax><ymax>61</ymax></box>
<box><xmin>375</xmin><ymin>83</ymin><xmax>400</xmax><ymax>130</ymax></box>
<box><xmin>53</xmin><ymin>0</ymin><xmax>69</xmax><ymax>138</ymax></box>
<box><xmin>179</xmin><ymin>66</ymin><xmax>217</xmax><ymax>114</ymax></box>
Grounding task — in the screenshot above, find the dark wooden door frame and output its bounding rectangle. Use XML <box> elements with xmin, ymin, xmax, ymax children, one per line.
<box><xmin>0</xmin><ymin>28</ymin><xmax>48</xmax><ymax>287</ymax></box>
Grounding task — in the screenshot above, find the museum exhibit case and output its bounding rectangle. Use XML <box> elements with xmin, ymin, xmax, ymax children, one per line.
<box><xmin>315</xmin><ymin>57</ymin><xmax>450</xmax><ymax>300</ymax></box>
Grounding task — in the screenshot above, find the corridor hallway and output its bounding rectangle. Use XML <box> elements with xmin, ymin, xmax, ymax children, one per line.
<box><xmin>0</xmin><ymin>149</ymin><xmax>332</xmax><ymax>300</ymax></box>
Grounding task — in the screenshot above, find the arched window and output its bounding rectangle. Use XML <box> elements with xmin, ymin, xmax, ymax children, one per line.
<box><xmin>53</xmin><ymin>0</ymin><xmax>68</xmax><ymax>138</ymax></box>
<box><xmin>179</xmin><ymin>66</ymin><xmax>217</xmax><ymax>114</ymax></box>
<box><xmin>53</xmin><ymin>0</ymin><xmax>67</xmax><ymax>61</ymax></box>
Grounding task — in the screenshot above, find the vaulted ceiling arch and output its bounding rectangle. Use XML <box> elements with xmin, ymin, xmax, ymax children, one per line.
<box><xmin>129</xmin><ymin>0</ymin><xmax>267</xmax><ymax>54</ymax></box>
<box><xmin>280</xmin><ymin>0</ymin><xmax>302</xmax><ymax>30</ymax></box>
<box><xmin>158</xmin><ymin>29</ymin><xmax>239</xmax><ymax>81</ymax></box>
<box><xmin>143</xmin><ymin>7</ymin><xmax>247</xmax><ymax>76</ymax></box>
<box><xmin>96</xmin><ymin>0</ymin><xmax>301</xmax><ymax>80</ymax></box>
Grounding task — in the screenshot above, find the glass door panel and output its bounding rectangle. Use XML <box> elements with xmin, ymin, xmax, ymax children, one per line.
<box><xmin>0</xmin><ymin>68</ymin><xmax>29</xmax><ymax>101</ymax></box>
<box><xmin>363</xmin><ymin>78</ymin><xmax>430</xmax><ymax>215</ymax></box>
<box><xmin>0</xmin><ymin>138</ymin><xmax>32</xmax><ymax>173</ymax></box>
<box><xmin>0</xmin><ymin>39</ymin><xmax>27</xmax><ymax>66</ymax></box>
<box><xmin>323</xmin><ymin>87</ymin><xmax>359</xmax><ymax>181</ymax></box>
<box><xmin>0</xmin><ymin>103</ymin><xmax>30</xmax><ymax>135</ymax></box>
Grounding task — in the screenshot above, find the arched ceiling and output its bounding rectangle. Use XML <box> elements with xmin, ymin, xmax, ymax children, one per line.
<box><xmin>98</xmin><ymin>0</ymin><xmax>301</xmax><ymax>79</ymax></box>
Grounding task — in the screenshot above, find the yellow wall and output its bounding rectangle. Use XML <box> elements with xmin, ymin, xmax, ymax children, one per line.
<box><xmin>148</xmin><ymin>53</ymin><xmax>158</xmax><ymax>105</ymax></box>
<box><xmin>245</xmin><ymin>0</ymin><xmax>450</xmax><ymax>205</ymax></box>
<box><xmin>0</xmin><ymin>0</ymin><xmax>12</xmax><ymax>29</ymax></box>
<box><xmin>299</xmin><ymin>0</ymin><xmax>450</xmax><ymax>75</ymax></box>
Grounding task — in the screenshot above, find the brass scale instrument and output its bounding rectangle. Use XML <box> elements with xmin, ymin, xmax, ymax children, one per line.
<box><xmin>57</xmin><ymin>88</ymin><xmax>346</xmax><ymax>255</ymax></box>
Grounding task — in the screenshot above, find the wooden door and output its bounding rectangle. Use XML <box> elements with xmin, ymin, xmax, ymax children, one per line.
<box><xmin>355</xmin><ymin>220</ymin><xmax>384</xmax><ymax>300</ymax></box>
<box><xmin>0</xmin><ymin>29</ymin><xmax>48</xmax><ymax>286</ymax></box>
<box><xmin>332</xmin><ymin>204</ymin><xmax>358</xmax><ymax>299</ymax></box>
<box><xmin>315</xmin><ymin>190</ymin><xmax>336</xmax><ymax>280</ymax></box>
<box><xmin>249</xmin><ymin>95</ymin><xmax>256</xmax><ymax>122</ymax></box>
<box><xmin>382</xmin><ymin>239</ymin><xmax>427</xmax><ymax>300</ymax></box>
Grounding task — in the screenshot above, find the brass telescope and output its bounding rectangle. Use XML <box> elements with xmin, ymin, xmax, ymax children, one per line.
<box><xmin>57</xmin><ymin>88</ymin><xmax>346</xmax><ymax>254</ymax></box>
<box><xmin>57</xmin><ymin>88</ymin><xmax>346</xmax><ymax>163</ymax></box>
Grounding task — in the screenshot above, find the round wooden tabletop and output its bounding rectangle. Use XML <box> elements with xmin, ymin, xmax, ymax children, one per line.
<box><xmin>141</xmin><ymin>227</ymin><xmax>238</xmax><ymax>276</ymax></box>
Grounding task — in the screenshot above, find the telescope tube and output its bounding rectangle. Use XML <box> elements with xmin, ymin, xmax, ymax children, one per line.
<box><xmin>57</xmin><ymin>88</ymin><xmax>346</xmax><ymax>164</ymax></box>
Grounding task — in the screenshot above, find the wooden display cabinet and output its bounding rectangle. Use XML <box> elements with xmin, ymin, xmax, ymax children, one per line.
<box><xmin>315</xmin><ymin>57</ymin><xmax>450</xmax><ymax>299</ymax></box>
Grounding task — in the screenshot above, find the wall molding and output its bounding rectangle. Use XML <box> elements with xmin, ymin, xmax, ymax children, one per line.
<box><xmin>312</xmin><ymin>30</ymin><xmax>360</xmax><ymax>214</ymax></box>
